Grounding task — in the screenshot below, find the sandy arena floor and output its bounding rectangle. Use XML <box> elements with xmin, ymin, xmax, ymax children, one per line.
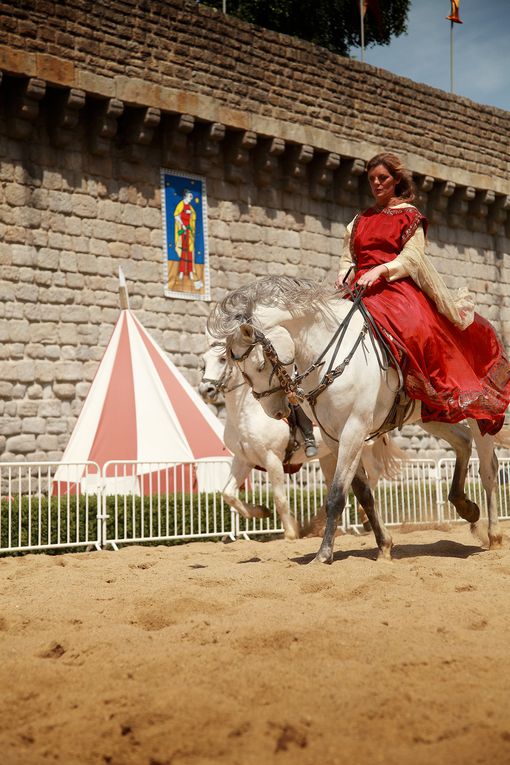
<box><xmin>1</xmin><ymin>521</ymin><xmax>510</xmax><ymax>765</ymax></box>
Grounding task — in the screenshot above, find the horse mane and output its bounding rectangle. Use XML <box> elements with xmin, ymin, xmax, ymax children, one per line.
<box><xmin>207</xmin><ymin>275</ymin><xmax>338</xmax><ymax>341</ymax></box>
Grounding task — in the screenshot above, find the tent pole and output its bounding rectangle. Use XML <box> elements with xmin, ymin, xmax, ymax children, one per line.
<box><xmin>118</xmin><ymin>266</ymin><xmax>130</xmax><ymax>310</ymax></box>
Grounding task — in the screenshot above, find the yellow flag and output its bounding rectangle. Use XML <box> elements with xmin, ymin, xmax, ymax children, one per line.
<box><xmin>446</xmin><ymin>0</ymin><xmax>463</xmax><ymax>24</ymax></box>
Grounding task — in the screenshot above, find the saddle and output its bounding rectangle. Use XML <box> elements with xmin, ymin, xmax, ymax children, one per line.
<box><xmin>372</xmin><ymin>389</ymin><xmax>417</xmax><ymax>439</ymax></box>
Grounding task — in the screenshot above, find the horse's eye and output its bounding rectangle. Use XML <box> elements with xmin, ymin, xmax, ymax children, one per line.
<box><xmin>220</xmin><ymin>356</ymin><xmax>227</xmax><ymax>363</ymax></box>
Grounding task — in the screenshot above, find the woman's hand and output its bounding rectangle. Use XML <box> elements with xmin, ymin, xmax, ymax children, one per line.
<box><xmin>334</xmin><ymin>269</ymin><xmax>353</xmax><ymax>290</ymax></box>
<box><xmin>357</xmin><ymin>264</ymin><xmax>389</xmax><ymax>288</ymax></box>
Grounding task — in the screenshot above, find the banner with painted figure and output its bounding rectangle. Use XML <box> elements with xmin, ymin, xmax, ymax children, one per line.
<box><xmin>161</xmin><ymin>170</ymin><xmax>210</xmax><ymax>301</ymax></box>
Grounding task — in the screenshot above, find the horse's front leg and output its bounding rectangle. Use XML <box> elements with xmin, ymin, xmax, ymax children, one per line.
<box><xmin>314</xmin><ymin>423</ymin><xmax>367</xmax><ymax>564</ymax></box>
<box><xmin>222</xmin><ymin>455</ymin><xmax>270</xmax><ymax>520</ymax></box>
<box><xmin>468</xmin><ymin>420</ymin><xmax>502</xmax><ymax>548</ymax></box>
<box><xmin>265</xmin><ymin>454</ymin><xmax>300</xmax><ymax>540</ymax></box>
<box><xmin>351</xmin><ymin>463</ymin><xmax>392</xmax><ymax>559</ymax></box>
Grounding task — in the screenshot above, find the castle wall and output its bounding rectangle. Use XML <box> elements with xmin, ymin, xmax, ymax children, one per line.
<box><xmin>0</xmin><ymin>0</ymin><xmax>509</xmax><ymax>461</ymax></box>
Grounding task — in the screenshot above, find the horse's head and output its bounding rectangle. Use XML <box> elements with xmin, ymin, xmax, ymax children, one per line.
<box><xmin>229</xmin><ymin>323</ymin><xmax>295</xmax><ymax>420</ymax></box>
<box><xmin>198</xmin><ymin>344</ymin><xmax>229</xmax><ymax>404</ymax></box>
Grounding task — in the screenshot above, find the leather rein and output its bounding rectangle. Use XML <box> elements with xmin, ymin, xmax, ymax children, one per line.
<box><xmin>229</xmin><ymin>288</ymin><xmax>404</xmax><ymax>441</ymax></box>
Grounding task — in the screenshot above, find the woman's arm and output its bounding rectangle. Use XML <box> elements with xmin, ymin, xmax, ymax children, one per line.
<box><xmin>335</xmin><ymin>222</ymin><xmax>356</xmax><ymax>288</ymax></box>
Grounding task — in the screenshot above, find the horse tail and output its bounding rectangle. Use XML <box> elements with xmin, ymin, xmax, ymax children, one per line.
<box><xmin>363</xmin><ymin>434</ymin><xmax>407</xmax><ymax>487</ymax></box>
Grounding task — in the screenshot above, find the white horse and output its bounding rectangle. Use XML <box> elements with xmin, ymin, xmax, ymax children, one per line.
<box><xmin>208</xmin><ymin>275</ymin><xmax>503</xmax><ymax>564</ymax></box>
<box><xmin>198</xmin><ymin>340</ymin><xmax>405</xmax><ymax>539</ymax></box>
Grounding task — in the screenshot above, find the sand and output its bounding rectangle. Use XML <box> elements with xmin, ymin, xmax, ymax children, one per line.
<box><xmin>1</xmin><ymin>522</ymin><xmax>510</xmax><ymax>765</ymax></box>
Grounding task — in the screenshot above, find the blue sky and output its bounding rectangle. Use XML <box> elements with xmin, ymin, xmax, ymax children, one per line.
<box><xmin>350</xmin><ymin>0</ymin><xmax>510</xmax><ymax>112</ymax></box>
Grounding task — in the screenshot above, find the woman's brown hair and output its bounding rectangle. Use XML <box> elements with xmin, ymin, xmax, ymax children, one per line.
<box><xmin>366</xmin><ymin>152</ymin><xmax>416</xmax><ymax>203</ymax></box>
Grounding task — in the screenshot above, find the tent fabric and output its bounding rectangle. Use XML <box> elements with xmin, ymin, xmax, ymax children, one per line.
<box><xmin>54</xmin><ymin>309</ymin><xmax>230</xmax><ymax>493</ymax></box>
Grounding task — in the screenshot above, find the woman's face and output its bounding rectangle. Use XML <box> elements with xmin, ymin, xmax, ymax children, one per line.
<box><xmin>368</xmin><ymin>164</ymin><xmax>398</xmax><ymax>207</ymax></box>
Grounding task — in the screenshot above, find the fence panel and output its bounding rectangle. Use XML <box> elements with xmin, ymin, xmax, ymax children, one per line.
<box><xmin>3</xmin><ymin>456</ymin><xmax>510</xmax><ymax>556</ymax></box>
<box><xmin>234</xmin><ymin>460</ymin><xmax>328</xmax><ymax>538</ymax></box>
<box><xmin>348</xmin><ymin>459</ymin><xmax>441</xmax><ymax>529</ymax></box>
<box><xmin>101</xmin><ymin>459</ymin><xmax>236</xmax><ymax>548</ymax></box>
<box><xmin>0</xmin><ymin>461</ymin><xmax>101</xmax><ymax>554</ymax></box>
<box><xmin>439</xmin><ymin>457</ymin><xmax>510</xmax><ymax>524</ymax></box>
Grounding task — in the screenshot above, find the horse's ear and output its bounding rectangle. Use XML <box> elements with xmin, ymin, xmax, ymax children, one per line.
<box><xmin>239</xmin><ymin>323</ymin><xmax>256</xmax><ymax>344</ymax></box>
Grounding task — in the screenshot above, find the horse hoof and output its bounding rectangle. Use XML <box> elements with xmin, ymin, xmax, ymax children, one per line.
<box><xmin>244</xmin><ymin>504</ymin><xmax>271</xmax><ymax>520</ymax></box>
<box><xmin>455</xmin><ymin>500</ymin><xmax>480</xmax><ymax>524</ymax></box>
<box><xmin>489</xmin><ymin>534</ymin><xmax>503</xmax><ymax>549</ymax></box>
<box><xmin>470</xmin><ymin>521</ymin><xmax>489</xmax><ymax>548</ymax></box>
<box><xmin>312</xmin><ymin>553</ymin><xmax>333</xmax><ymax>565</ymax></box>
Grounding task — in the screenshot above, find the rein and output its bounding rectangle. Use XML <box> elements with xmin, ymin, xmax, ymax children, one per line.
<box><xmin>230</xmin><ymin>328</ymin><xmax>297</xmax><ymax>401</ymax></box>
<box><xmin>229</xmin><ymin>288</ymin><xmax>404</xmax><ymax>442</ymax></box>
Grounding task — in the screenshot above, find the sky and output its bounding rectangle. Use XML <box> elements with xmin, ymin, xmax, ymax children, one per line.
<box><xmin>349</xmin><ymin>0</ymin><xmax>510</xmax><ymax>112</ymax></box>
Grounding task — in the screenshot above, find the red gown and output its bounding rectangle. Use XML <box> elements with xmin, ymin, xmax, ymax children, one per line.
<box><xmin>349</xmin><ymin>206</ymin><xmax>510</xmax><ymax>436</ymax></box>
<box><xmin>178</xmin><ymin>203</ymin><xmax>194</xmax><ymax>276</ymax></box>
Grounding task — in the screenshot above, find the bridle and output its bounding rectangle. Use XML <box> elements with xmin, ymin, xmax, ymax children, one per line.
<box><xmin>230</xmin><ymin>327</ymin><xmax>298</xmax><ymax>401</ymax></box>
<box><xmin>201</xmin><ymin>350</ymin><xmax>246</xmax><ymax>397</ymax></box>
<box><xmin>228</xmin><ymin>288</ymin><xmax>404</xmax><ymax>440</ymax></box>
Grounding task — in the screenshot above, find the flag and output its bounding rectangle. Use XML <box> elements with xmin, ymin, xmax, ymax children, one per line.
<box><xmin>359</xmin><ymin>0</ymin><xmax>383</xmax><ymax>31</ymax></box>
<box><xmin>360</xmin><ymin>0</ymin><xmax>380</xmax><ymax>17</ymax></box>
<box><xmin>446</xmin><ymin>1</ymin><xmax>463</xmax><ymax>24</ymax></box>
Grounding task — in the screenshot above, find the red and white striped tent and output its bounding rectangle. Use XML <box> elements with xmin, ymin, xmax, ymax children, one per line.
<box><xmin>54</xmin><ymin>297</ymin><xmax>230</xmax><ymax>495</ymax></box>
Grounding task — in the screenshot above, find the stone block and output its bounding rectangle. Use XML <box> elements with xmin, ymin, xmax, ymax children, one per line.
<box><xmin>73</xmin><ymin>195</ymin><xmax>98</xmax><ymax>218</ymax></box>
<box><xmin>48</xmin><ymin>190</ymin><xmax>74</xmax><ymax>213</ymax></box>
<box><xmin>38</xmin><ymin>400</ymin><xmax>62</xmax><ymax>417</ymax></box>
<box><xmin>4</xmin><ymin>183</ymin><xmax>29</xmax><ymax>206</ymax></box>
<box><xmin>53</xmin><ymin>383</ymin><xmax>75</xmax><ymax>401</ymax></box>
<box><xmin>36</xmin><ymin>434</ymin><xmax>60</xmax><ymax>450</ymax></box>
<box><xmin>0</xmin><ymin>381</ymin><xmax>14</xmax><ymax>398</ymax></box>
<box><xmin>46</xmin><ymin>418</ymin><xmax>69</xmax><ymax>434</ymax></box>
<box><xmin>17</xmin><ymin>400</ymin><xmax>39</xmax><ymax>417</ymax></box>
<box><xmin>229</xmin><ymin>222</ymin><xmax>263</xmax><ymax>243</ymax></box>
<box><xmin>0</xmin><ymin>281</ymin><xmax>16</xmax><ymax>301</ymax></box>
<box><xmin>27</xmin><ymin>384</ymin><xmax>43</xmax><ymax>399</ymax></box>
<box><xmin>66</xmin><ymin>273</ymin><xmax>85</xmax><ymax>289</ymax></box>
<box><xmin>53</xmin><ymin>361</ymin><xmax>82</xmax><ymax>382</ymax></box>
<box><xmin>30</xmin><ymin>362</ymin><xmax>54</xmax><ymax>385</ymax></box>
<box><xmin>59</xmin><ymin>306</ymin><xmax>91</xmax><ymax>323</ymax></box>
<box><xmin>35</xmin><ymin>249</ymin><xmax>60</xmax><ymax>270</ymax></box>
<box><xmin>5</xmin><ymin>434</ymin><xmax>37</xmax><ymax>454</ymax></box>
<box><xmin>21</xmin><ymin>417</ymin><xmax>46</xmax><ymax>434</ymax></box>
<box><xmin>0</xmin><ymin>360</ymin><xmax>35</xmax><ymax>383</ymax></box>
<box><xmin>0</xmin><ymin>416</ymin><xmax>21</xmax><ymax>435</ymax></box>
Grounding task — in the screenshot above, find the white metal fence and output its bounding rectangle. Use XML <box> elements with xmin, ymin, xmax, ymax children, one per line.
<box><xmin>0</xmin><ymin>461</ymin><xmax>102</xmax><ymax>554</ymax></box>
<box><xmin>1</xmin><ymin>457</ymin><xmax>510</xmax><ymax>555</ymax></box>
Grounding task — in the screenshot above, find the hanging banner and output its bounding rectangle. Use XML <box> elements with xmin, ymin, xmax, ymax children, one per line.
<box><xmin>161</xmin><ymin>169</ymin><xmax>211</xmax><ymax>301</ymax></box>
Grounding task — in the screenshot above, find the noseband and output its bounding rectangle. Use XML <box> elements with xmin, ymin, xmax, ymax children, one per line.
<box><xmin>230</xmin><ymin>328</ymin><xmax>299</xmax><ymax>402</ymax></box>
<box><xmin>201</xmin><ymin>359</ymin><xmax>245</xmax><ymax>396</ymax></box>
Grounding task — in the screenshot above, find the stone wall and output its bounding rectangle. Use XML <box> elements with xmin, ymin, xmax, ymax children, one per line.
<box><xmin>0</xmin><ymin>0</ymin><xmax>509</xmax><ymax>461</ymax></box>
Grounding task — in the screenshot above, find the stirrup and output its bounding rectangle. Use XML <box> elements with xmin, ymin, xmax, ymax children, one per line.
<box><xmin>304</xmin><ymin>438</ymin><xmax>318</xmax><ymax>458</ymax></box>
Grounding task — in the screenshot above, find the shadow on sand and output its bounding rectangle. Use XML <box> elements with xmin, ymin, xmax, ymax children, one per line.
<box><xmin>291</xmin><ymin>539</ymin><xmax>483</xmax><ymax>565</ymax></box>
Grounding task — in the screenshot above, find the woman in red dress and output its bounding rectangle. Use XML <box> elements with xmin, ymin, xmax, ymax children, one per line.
<box><xmin>334</xmin><ymin>152</ymin><xmax>510</xmax><ymax>436</ymax></box>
